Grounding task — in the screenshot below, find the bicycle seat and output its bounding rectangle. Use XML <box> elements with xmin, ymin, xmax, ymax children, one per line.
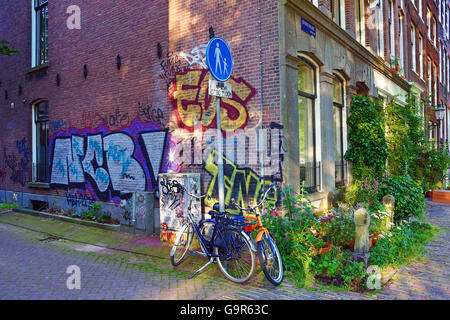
<box><xmin>212</xmin><ymin>203</ymin><xmax>229</xmax><ymax>212</ymax></box>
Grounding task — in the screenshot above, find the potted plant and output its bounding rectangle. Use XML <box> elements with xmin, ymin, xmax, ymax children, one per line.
<box><xmin>390</xmin><ymin>56</ymin><xmax>400</xmax><ymax>72</ymax></box>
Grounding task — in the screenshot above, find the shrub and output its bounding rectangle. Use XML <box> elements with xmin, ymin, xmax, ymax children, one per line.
<box><xmin>369</xmin><ymin>220</ymin><xmax>436</xmax><ymax>267</ymax></box>
<box><xmin>344</xmin><ymin>173</ymin><xmax>425</xmax><ymax>221</ymax></box>
<box><xmin>97</xmin><ymin>213</ymin><xmax>111</xmax><ymax>224</ymax></box>
<box><xmin>345</xmin><ymin>95</ymin><xmax>388</xmax><ymax>180</ymax></box>
<box><xmin>319</xmin><ymin>204</ymin><xmax>355</xmax><ymax>247</ymax></box>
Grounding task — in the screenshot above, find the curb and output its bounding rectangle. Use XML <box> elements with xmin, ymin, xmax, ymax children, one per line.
<box><xmin>12</xmin><ymin>207</ymin><xmax>121</xmax><ymax>232</ymax></box>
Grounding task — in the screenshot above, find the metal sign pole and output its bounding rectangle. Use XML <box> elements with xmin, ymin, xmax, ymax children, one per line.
<box><xmin>216</xmin><ymin>95</ymin><xmax>225</xmax><ymax>213</ymax></box>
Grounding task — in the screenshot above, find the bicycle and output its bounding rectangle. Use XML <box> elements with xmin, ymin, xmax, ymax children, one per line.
<box><xmin>230</xmin><ymin>181</ymin><xmax>284</xmax><ymax>285</ymax></box>
<box><xmin>169</xmin><ymin>184</ymin><xmax>256</xmax><ymax>283</ymax></box>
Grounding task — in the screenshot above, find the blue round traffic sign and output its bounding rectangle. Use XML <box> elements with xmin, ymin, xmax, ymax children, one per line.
<box><xmin>205</xmin><ymin>37</ymin><xmax>233</xmax><ymax>82</ymax></box>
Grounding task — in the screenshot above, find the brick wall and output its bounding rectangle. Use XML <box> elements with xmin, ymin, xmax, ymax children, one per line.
<box><xmin>0</xmin><ymin>0</ymin><xmax>281</xmax><ymax>209</ymax></box>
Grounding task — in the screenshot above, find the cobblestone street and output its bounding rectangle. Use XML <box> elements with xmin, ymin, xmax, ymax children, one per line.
<box><xmin>0</xmin><ymin>200</ymin><xmax>448</xmax><ymax>300</ymax></box>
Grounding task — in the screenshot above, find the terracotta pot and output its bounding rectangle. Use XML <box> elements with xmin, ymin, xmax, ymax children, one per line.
<box><xmin>319</xmin><ymin>242</ymin><xmax>332</xmax><ymax>257</ymax></box>
<box><xmin>349</xmin><ymin>238</ymin><xmax>355</xmax><ymax>251</ymax></box>
<box><xmin>370</xmin><ymin>233</ymin><xmax>382</xmax><ymax>247</ymax></box>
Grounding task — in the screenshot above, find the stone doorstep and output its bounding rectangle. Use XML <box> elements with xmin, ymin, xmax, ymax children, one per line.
<box><xmin>11</xmin><ymin>207</ymin><xmax>121</xmax><ymax>232</ymax></box>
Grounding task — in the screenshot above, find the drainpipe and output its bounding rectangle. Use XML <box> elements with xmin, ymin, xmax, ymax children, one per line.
<box><xmin>258</xmin><ymin>0</ymin><xmax>265</xmax><ymax>194</ymax></box>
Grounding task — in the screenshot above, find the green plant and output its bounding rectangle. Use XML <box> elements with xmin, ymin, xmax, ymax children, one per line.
<box><xmin>345</xmin><ymin>174</ymin><xmax>425</xmax><ymax>221</ymax></box>
<box><xmin>345</xmin><ymin>95</ymin><xmax>388</xmax><ymax>180</ymax></box>
<box><xmin>319</xmin><ymin>208</ymin><xmax>355</xmax><ymax>247</ymax></box>
<box><xmin>369</xmin><ymin>220</ymin><xmax>437</xmax><ymax>267</ymax></box>
<box><xmin>82</xmin><ymin>209</ymin><xmax>95</xmax><ymax>220</ymax></box>
<box><xmin>0</xmin><ymin>202</ymin><xmax>19</xmax><ymax>210</ymax></box>
<box><xmin>97</xmin><ymin>213</ymin><xmax>111</xmax><ymax>224</ymax></box>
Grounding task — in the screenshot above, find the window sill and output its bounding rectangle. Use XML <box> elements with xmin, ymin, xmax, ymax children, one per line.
<box><xmin>27</xmin><ymin>182</ymin><xmax>50</xmax><ymax>189</ymax></box>
<box><xmin>26</xmin><ymin>62</ymin><xmax>50</xmax><ymax>74</ymax></box>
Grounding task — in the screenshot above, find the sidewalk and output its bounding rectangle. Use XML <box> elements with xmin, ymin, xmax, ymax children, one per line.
<box><xmin>0</xmin><ymin>200</ymin><xmax>448</xmax><ymax>300</ymax></box>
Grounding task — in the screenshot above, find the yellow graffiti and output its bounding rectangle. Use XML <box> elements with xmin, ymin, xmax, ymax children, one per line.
<box><xmin>170</xmin><ymin>69</ymin><xmax>256</xmax><ymax>131</ymax></box>
<box><xmin>204</xmin><ymin>150</ymin><xmax>279</xmax><ymax>214</ymax></box>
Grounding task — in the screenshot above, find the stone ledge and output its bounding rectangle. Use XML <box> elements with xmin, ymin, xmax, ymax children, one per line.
<box><xmin>12</xmin><ymin>207</ymin><xmax>120</xmax><ymax>232</ymax></box>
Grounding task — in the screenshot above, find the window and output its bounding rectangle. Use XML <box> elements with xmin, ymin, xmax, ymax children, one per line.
<box><xmin>376</xmin><ymin>0</ymin><xmax>384</xmax><ymax>58</ymax></box>
<box><xmin>434</xmin><ymin>63</ymin><xmax>438</xmax><ymax>105</ymax></box>
<box><xmin>419</xmin><ymin>0</ymin><xmax>422</xmax><ymax>19</ymax></box>
<box><xmin>333</xmin><ymin>75</ymin><xmax>346</xmax><ymax>187</ymax></box>
<box><xmin>332</xmin><ymin>0</ymin><xmax>345</xmax><ymax>29</ymax></box>
<box><xmin>389</xmin><ymin>0</ymin><xmax>395</xmax><ymax>59</ymax></box>
<box><xmin>419</xmin><ymin>34</ymin><xmax>424</xmax><ymax>78</ymax></box>
<box><xmin>298</xmin><ymin>58</ymin><xmax>320</xmax><ymax>193</ymax></box>
<box><xmin>411</xmin><ymin>24</ymin><xmax>417</xmax><ymax>72</ymax></box>
<box><xmin>440</xmin><ymin>43</ymin><xmax>443</xmax><ymax>81</ymax></box>
<box><xmin>433</xmin><ymin>17</ymin><xmax>437</xmax><ymax>46</ymax></box>
<box><xmin>32</xmin><ymin>100</ymin><xmax>49</xmax><ymax>182</ymax></box>
<box><xmin>399</xmin><ymin>14</ymin><xmax>404</xmax><ymax>73</ymax></box>
<box><xmin>428</xmin><ymin>57</ymin><xmax>432</xmax><ymax>99</ymax></box>
<box><xmin>355</xmin><ymin>0</ymin><xmax>365</xmax><ymax>44</ymax></box>
<box><xmin>427</xmin><ymin>8</ymin><xmax>432</xmax><ymax>39</ymax></box>
<box><xmin>32</xmin><ymin>0</ymin><xmax>48</xmax><ymax>67</ymax></box>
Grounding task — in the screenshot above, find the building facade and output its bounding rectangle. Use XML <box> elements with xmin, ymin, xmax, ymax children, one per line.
<box><xmin>0</xmin><ymin>0</ymin><xmax>448</xmax><ymax>233</ymax></box>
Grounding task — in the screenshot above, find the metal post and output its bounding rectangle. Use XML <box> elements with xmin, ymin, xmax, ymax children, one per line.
<box><xmin>216</xmin><ymin>95</ymin><xmax>225</xmax><ymax>213</ymax></box>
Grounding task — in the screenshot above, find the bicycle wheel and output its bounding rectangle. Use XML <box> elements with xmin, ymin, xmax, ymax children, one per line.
<box><xmin>215</xmin><ymin>230</ymin><xmax>255</xmax><ymax>283</ymax></box>
<box><xmin>170</xmin><ymin>223</ymin><xmax>194</xmax><ymax>266</ymax></box>
<box><xmin>257</xmin><ymin>233</ymin><xmax>284</xmax><ymax>285</ymax></box>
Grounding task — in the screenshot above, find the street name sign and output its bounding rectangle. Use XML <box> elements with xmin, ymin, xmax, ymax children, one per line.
<box><xmin>208</xmin><ymin>79</ymin><xmax>232</xmax><ymax>98</ymax></box>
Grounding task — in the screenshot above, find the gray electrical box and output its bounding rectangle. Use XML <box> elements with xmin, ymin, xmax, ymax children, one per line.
<box><xmin>120</xmin><ymin>191</ymin><xmax>156</xmax><ymax>236</ymax></box>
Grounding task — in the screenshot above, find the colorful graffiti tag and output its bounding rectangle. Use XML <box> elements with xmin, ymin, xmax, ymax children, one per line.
<box><xmin>169</xmin><ymin>69</ymin><xmax>256</xmax><ymax>132</ymax></box>
<box><xmin>204</xmin><ymin>150</ymin><xmax>280</xmax><ymax>213</ymax></box>
<box><xmin>49</xmin><ymin>118</ymin><xmax>181</xmax><ymax>203</ymax></box>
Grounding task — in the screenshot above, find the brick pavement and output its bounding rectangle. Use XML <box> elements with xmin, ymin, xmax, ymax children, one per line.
<box><xmin>0</xmin><ymin>200</ymin><xmax>448</xmax><ymax>300</ymax></box>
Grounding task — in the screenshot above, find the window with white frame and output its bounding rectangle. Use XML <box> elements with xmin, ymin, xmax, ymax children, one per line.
<box><xmin>434</xmin><ymin>63</ymin><xmax>438</xmax><ymax>105</ymax></box>
<box><xmin>333</xmin><ymin>74</ymin><xmax>347</xmax><ymax>187</ymax></box>
<box><xmin>31</xmin><ymin>0</ymin><xmax>48</xmax><ymax>67</ymax></box>
<box><xmin>411</xmin><ymin>23</ymin><xmax>417</xmax><ymax>72</ymax></box>
<box><xmin>355</xmin><ymin>0</ymin><xmax>365</xmax><ymax>45</ymax></box>
<box><xmin>419</xmin><ymin>0</ymin><xmax>423</xmax><ymax>19</ymax></box>
<box><xmin>399</xmin><ymin>14</ymin><xmax>404</xmax><ymax>73</ymax></box>
<box><xmin>433</xmin><ymin>17</ymin><xmax>437</xmax><ymax>46</ymax></box>
<box><xmin>428</xmin><ymin>57</ymin><xmax>432</xmax><ymax>99</ymax></box>
<box><xmin>440</xmin><ymin>43</ymin><xmax>443</xmax><ymax>81</ymax></box>
<box><xmin>376</xmin><ymin>0</ymin><xmax>384</xmax><ymax>58</ymax></box>
<box><xmin>32</xmin><ymin>100</ymin><xmax>49</xmax><ymax>183</ymax></box>
<box><xmin>427</xmin><ymin>7</ymin><xmax>432</xmax><ymax>39</ymax></box>
<box><xmin>419</xmin><ymin>34</ymin><xmax>424</xmax><ymax>78</ymax></box>
<box><xmin>332</xmin><ymin>0</ymin><xmax>346</xmax><ymax>29</ymax></box>
<box><xmin>298</xmin><ymin>58</ymin><xmax>320</xmax><ymax>193</ymax></box>
<box><xmin>389</xmin><ymin>0</ymin><xmax>395</xmax><ymax>60</ymax></box>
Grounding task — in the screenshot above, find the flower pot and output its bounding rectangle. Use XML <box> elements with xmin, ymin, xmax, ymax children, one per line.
<box><xmin>349</xmin><ymin>238</ymin><xmax>355</xmax><ymax>251</ymax></box>
<box><xmin>318</xmin><ymin>242</ymin><xmax>332</xmax><ymax>257</ymax></box>
<box><xmin>370</xmin><ymin>233</ymin><xmax>382</xmax><ymax>247</ymax></box>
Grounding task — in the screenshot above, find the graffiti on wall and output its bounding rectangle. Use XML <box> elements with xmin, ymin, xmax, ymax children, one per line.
<box><xmin>169</xmin><ymin>69</ymin><xmax>257</xmax><ymax>132</ymax></box>
<box><xmin>160</xmin><ymin>51</ymin><xmax>187</xmax><ymax>91</ymax></box>
<box><xmin>1</xmin><ymin>138</ymin><xmax>30</xmax><ymax>187</ymax></box>
<box><xmin>179</xmin><ymin>44</ymin><xmax>208</xmax><ymax>69</ymax></box>
<box><xmin>65</xmin><ymin>190</ymin><xmax>95</xmax><ymax>211</ymax></box>
<box><xmin>204</xmin><ymin>150</ymin><xmax>280</xmax><ymax>213</ymax></box>
<box><xmin>159</xmin><ymin>173</ymin><xmax>201</xmax><ymax>243</ymax></box>
<box><xmin>137</xmin><ymin>102</ymin><xmax>164</xmax><ymax>127</ymax></box>
<box><xmin>49</xmin><ymin>118</ymin><xmax>181</xmax><ymax>204</ymax></box>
